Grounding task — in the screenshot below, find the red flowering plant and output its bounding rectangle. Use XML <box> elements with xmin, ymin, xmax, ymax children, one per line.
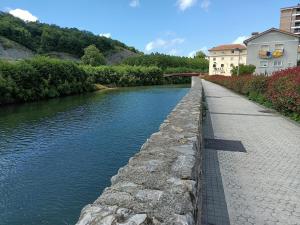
<box><xmin>266</xmin><ymin>67</ymin><xmax>300</xmax><ymax>115</ymax></box>
<box><xmin>203</xmin><ymin>67</ymin><xmax>300</xmax><ymax>121</ymax></box>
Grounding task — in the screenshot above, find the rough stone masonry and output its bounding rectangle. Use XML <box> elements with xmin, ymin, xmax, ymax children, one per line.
<box><xmin>76</xmin><ymin>77</ymin><xmax>203</xmax><ymax>225</ymax></box>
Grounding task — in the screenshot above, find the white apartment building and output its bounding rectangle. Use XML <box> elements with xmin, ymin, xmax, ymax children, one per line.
<box><xmin>208</xmin><ymin>44</ymin><xmax>247</xmax><ymax>76</ymax></box>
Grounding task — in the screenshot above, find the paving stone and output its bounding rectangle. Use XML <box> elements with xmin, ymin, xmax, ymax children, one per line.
<box><xmin>201</xmin><ymin>80</ymin><xmax>300</xmax><ymax>225</ymax></box>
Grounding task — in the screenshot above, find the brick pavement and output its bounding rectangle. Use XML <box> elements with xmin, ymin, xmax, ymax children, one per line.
<box><xmin>201</xmin><ymin>80</ymin><xmax>300</xmax><ymax>225</ymax></box>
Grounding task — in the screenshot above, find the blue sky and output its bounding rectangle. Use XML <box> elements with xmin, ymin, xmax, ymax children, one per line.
<box><xmin>1</xmin><ymin>0</ymin><xmax>299</xmax><ymax>56</ymax></box>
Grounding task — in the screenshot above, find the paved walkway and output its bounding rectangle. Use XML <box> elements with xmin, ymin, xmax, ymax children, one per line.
<box><xmin>201</xmin><ymin>80</ymin><xmax>300</xmax><ymax>225</ymax></box>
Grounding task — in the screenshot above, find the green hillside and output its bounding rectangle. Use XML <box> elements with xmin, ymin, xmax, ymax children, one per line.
<box><xmin>0</xmin><ymin>12</ymin><xmax>139</xmax><ymax>58</ymax></box>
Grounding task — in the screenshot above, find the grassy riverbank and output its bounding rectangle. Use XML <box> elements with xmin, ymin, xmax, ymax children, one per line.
<box><xmin>0</xmin><ymin>57</ymin><xmax>196</xmax><ymax>105</ymax></box>
<box><xmin>203</xmin><ymin>68</ymin><xmax>300</xmax><ymax>122</ymax></box>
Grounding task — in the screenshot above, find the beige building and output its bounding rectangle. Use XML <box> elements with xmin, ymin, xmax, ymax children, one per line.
<box><xmin>208</xmin><ymin>44</ymin><xmax>247</xmax><ymax>76</ymax></box>
<box><xmin>280</xmin><ymin>4</ymin><xmax>300</xmax><ymax>34</ymax></box>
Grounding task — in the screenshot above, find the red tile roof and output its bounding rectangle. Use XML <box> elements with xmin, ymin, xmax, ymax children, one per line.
<box><xmin>208</xmin><ymin>44</ymin><xmax>246</xmax><ymax>52</ymax></box>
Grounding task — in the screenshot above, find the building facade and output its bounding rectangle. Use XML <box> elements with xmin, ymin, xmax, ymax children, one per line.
<box><xmin>280</xmin><ymin>4</ymin><xmax>300</xmax><ymax>34</ymax></box>
<box><xmin>208</xmin><ymin>44</ymin><xmax>247</xmax><ymax>76</ymax></box>
<box><xmin>244</xmin><ymin>28</ymin><xmax>299</xmax><ymax>75</ymax></box>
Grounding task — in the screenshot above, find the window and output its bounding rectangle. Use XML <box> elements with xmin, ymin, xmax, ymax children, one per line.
<box><xmin>213</xmin><ymin>63</ymin><xmax>217</xmax><ymax>68</ymax></box>
<box><xmin>222</xmin><ymin>51</ymin><xmax>225</xmax><ymax>54</ymax></box>
<box><xmin>221</xmin><ymin>64</ymin><xmax>224</xmax><ymax>67</ymax></box>
<box><xmin>275</xmin><ymin>44</ymin><xmax>284</xmax><ymax>50</ymax></box>
<box><xmin>213</xmin><ymin>57</ymin><xmax>216</xmax><ymax>61</ymax></box>
<box><xmin>261</xmin><ymin>45</ymin><xmax>269</xmax><ymax>51</ymax></box>
<box><xmin>274</xmin><ymin>60</ymin><xmax>283</xmax><ymax>67</ymax></box>
<box><xmin>295</xmin><ymin>22</ymin><xmax>300</xmax><ymax>26</ymax></box>
<box><xmin>295</xmin><ymin>28</ymin><xmax>300</xmax><ymax>33</ymax></box>
<box><xmin>260</xmin><ymin>61</ymin><xmax>268</xmax><ymax>68</ymax></box>
<box><xmin>231</xmin><ymin>50</ymin><xmax>235</xmax><ymax>54</ymax></box>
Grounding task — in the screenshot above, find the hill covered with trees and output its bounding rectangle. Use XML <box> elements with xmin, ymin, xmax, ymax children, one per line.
<box><xmin>0</xmin><ymin>12</ymin><xmax>209</xmax><ymax>105</ymax></box>
<box><xmin>0</xmin><ymin>12</ymin><xmax>139</xmax><ymax>58</ymax></box>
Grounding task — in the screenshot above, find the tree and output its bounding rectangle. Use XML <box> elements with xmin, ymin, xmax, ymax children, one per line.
<box><xmin>231</xmin><ymin>64</ymin><xmax>256</xmax><ymax>76</ymax></box>
<box><xmin>194</xmin><ymin>51</ymin><xmax>206</xmax><ymax>59</ymax></box>
<box><xmin>81</xmin><ymin>44</ymin><xmax>106</xmax><ymax>66</ymax></box>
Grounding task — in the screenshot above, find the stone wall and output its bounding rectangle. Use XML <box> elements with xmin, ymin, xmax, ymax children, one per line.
<box><xmin>76</xmin><ymin>77</ymin><xmax>203</xmax><ymax>225</ymax></box>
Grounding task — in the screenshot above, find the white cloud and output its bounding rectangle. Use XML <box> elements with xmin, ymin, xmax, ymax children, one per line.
<box><xmin>177</xmin><ymin>0</ymin><xmax>197</xmax><ymax>11</ymax></box>
<box><xmin>9</xmin><ymin>8</ymin><xmax>38</xmax><ymax>22</ymax></box>
<box><xmin>232</xmin><ymin>36</ymin><xmax>249</xmax><ymax>44</ymax></box>
<box><xmin>130</xmin><ymin>0</ymin><xmax>140</xmax><ymax>8</ymax></box>
<box><xmin>200</xmin><ymin>0</ymin><xmax>211</xmax><ymax>11</ymax></box>
<box><xmin>145</xmin><ymin>38</ymin><xmax>185</xmax><ymax>52</ymax></box>
<box><xmin>188</xmin><ymin>50</ymin><xmax>197</xmax><ymax>58</ymax></box>
<box><xmin>99</xmin><ymin>33</ymin><xmax>112</xmax><ymax>38</ymax></box>
<box><xmin>188</xmin><ymin>46</ymin><xmax>208</xmax><ymax>58</ymax></box>
<box><xmin>146</xmin><ymin>39</ymin><xmax>166</xmax><ymax>52</ymax></box>
<box><xmin>168</xmin><ymin>49</ymin><xmax>179</xmax><ymax>56</ymax></box>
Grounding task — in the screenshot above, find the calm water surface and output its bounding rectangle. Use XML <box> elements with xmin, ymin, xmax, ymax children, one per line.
<box><xmin>0</xmin><ymin>85</ymin><xmax>189</xmax><ymax>225</ymax></box>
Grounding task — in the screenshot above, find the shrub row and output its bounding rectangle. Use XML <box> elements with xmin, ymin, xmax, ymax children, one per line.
<box><xmin>203</xmin><ymin>67</ymin><xmax>300</xmax><ymax>121</ymax></box>
<box><xmin>122</xmin><ymin>53</ymin><xmax>209</xmax><ymax>71</ymax></box>
<box><xmin>81</xmin><ymin>65</ymin><xmax>191</xmax><ymax>87</ymax></box>
<box><xmin>0</xmin><ymin>57</ymin><xmax>191</xmax><ymax>105</ymax></box>
<box><xmin>0</xmin><ymin>57</ymin><xmax>94</xmax><ymax>105</ymax></box>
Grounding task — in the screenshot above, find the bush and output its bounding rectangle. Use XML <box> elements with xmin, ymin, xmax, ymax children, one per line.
<box><xmin>204</xmin><ymin>67</ymin><xmax>300</xmax><ymax>121</ymax></box>
<box><xmin>266</xmin><ymin>67</ymin><xmax>300</xmax><ymax>115</ymax></box>
<box><xmin>81</xmin><ymin>65</ymin><xmax>190</xmax><ymax>87</ymax></box>
<box><xmin>0</xmin><ymin>57</ymin><xmax>94</xmax><ymax>105</ymax></box>
<box><xmin>81</xmin><ymin>45</ymin><xmax>106</xmax><ymax>66</ymax></box>
<box><xmin>0</xmin><ymin>57</ymin><xmax>192</xmax><ymax>106</ymax></box>
<box><xmin>231</xmin><ymin>64</ymin><xmax>256</xmax><ymax>76</ymax></box>
<box><xmin>122</xmin><ymin>53</ymin><xmax>209</xmax><ymax>71</ymax></box>
<box><xmin>163</xmin><ymin>67</ymin><xmax>204</xmax><ymax>74</ymax></box>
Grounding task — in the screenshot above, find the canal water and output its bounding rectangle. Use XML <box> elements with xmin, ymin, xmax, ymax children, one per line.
<box><xmin>0</xmin><ymin>85</ymin><xmax>189</xmax><ymax>225</ymax></box>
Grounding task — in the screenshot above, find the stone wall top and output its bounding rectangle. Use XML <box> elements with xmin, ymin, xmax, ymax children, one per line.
<box><xmin>76</xmin><ymin>77</ymin><xmax>203</xmax><ymax>225</ymax></box>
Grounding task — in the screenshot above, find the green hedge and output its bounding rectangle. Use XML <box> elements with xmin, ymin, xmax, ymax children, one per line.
<box><xmin>0</xmin><ymin>57</ymin><xmax>191</xmax><ymax>105</ymax></box>
<box><xmin>122</xmin><ymin>53</ymin><xmax>209</xmax><ymax>71</ymax></box>
<box><xmin>81</xmin><ymin>65</ymin><xmax>191</xmax><ymax>86</ymax></box>
<box><xmin>0</xmin><ymin>57</ymin><xmax>94</xmax><ymax>105</ymax></box>
<box><xmin>231</xmin><ymin>64</ymin><xmax>256</xmax><ymax>76</ymax></box>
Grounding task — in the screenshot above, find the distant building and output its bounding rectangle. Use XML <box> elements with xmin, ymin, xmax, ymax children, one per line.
<box><xmin>208</xmin><ymin>44</ymin><xmax>247</xmax><ymax>76</ymax></box>
<box><xmin>244</xmin><ymin>28</ymin><xmax>299</xmax><ymax>75</ymax></box>
<box><xmin>280</xmin><ymin>4</ymin><xmax>300</xmax><ymax>34</ymax></box>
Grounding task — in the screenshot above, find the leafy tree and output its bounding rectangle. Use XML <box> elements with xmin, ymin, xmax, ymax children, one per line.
<box><xmin>40</xmin><ymin>26</ymin><xmax>61</xmax><ymax>52</ymax></box>
<box><xmin>231</xmin><ymin>64</ymin><xmax>256</xmax><ymax>76</ymax></box>
<box><xmin>194</xmin><ymin>51</ymin><xmax>206</xmax><ymax>59</ymax></box>
<box><xmin>122</xmin><ymin>53</ymin><xmax>209</xmax><ymax>72</ymax></box>
<box><xmin>81</xmin><ymin>45</ymin><xmax>106</xmax><ymax>66</ymax></box>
